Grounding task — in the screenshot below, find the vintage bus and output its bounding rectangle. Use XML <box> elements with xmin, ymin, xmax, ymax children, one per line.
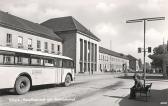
<box><xmin>0</xmin><ymin>46</ymin><xmax>75</xmax><ymax>94</ymax></box>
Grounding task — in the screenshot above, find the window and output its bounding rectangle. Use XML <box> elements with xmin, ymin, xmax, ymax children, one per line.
<box><xmin>44</xmin><ymin>59</ymin><xmax>54</xmax><ymax>66</ymax></box>
<box><xmin>15</xmin><ymin>57</ymin><xmax>29</xmax><ymax>65</ymax></box>
<box><xmin>18</xmin><ymin>36</ymin><xmax>23</xmax><ymax>45</ymax></box>
<box><xmin>18</xmin><ymin>36</ymin><xmax>23</xmax><ymax>48</ymax></box>
<box><xmin>62</xmin><ymin>59</ymin><xmax>74</xmax><ymax>68</ymax></box>
<box><xmin>37</xmin><ymin>40</ymin><xmax>41</xmax><ymax>51</ymax></box>
<box><xmin>3</xmin><ymin>55</ymin><xmax>14</xmax><ymax>64</ymax></box>
<box><xmin>6</xmin><ymin>33</ymin><xmax>12</xmax><ymax>44</ymax></box>
<box><xmin>28</xmin><ymin>39</ymin><xmax>32</xmax><ymax>49</ymax></box>
<box><xmin>31</xmin><ymin>58</ymin><xmax>43</xmax><ymax>66</ymax></box>
<box><xmin>18</xmin><ymin>57</ymin><xmax>22</xmax><ymax>63</ymax></box>
<box><xmin>57</xmin><ymin>45</ymin><xmax>60</xmax><ymax>52</ymax></box>
<box><xmin>44</xmin><ymin>42</ymin><xmax>48</xmax><ymax>49</ymax></box>
<box><xmin>55</xmin><ymin>58</ymin><xmax>62</xmax><ymax>67</ymax></box>
<box><xmin>0</xmin><ymin>55</ymin><xmax>3</xmax><ymax>64</ymax></box>
<box><xmin>51</xmin><ymin>44</ymin><xmax>55</xmax><ymax>53</ymax></box>
<box><xmin>44</xmin><ymin>42</ymin><xmax>48</xmax><ymax>52</ymax></box>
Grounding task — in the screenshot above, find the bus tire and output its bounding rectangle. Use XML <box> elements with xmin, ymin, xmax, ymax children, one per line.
<box><xmin>15</xmin><ymin>76</ymin><xmax>30</xmax><ymax>95</ymax></box>
<box><xmin>63</xmin><ymin>74</ymin><xmax>71</xmax><ymax>87</ymax></box>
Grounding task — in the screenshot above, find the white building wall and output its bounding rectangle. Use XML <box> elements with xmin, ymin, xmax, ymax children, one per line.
<box><xmin>0</xmin><ymin>26</ymin><xmax>62</xmax><ymax>55</ymax></box>
<box><xmin>76</xmin><ymin>32</ymin><xmax>99</xmax><ymax>73</ymax></box>
<box><xmin>99</xmin><ymin>52</ymin><xmax>129</xmax><ymax>72</ymax></box>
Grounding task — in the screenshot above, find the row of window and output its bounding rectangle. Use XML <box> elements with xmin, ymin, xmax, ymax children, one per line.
<box><xmin>6</xmin><ymin>33</ymin><xmax>60</xmax><ymax>53</ymax></box>
<box><xmin>0</xmin><ymin>55</ymin><xmax>73</xmax><ymax>68</ymax></box>
<box><xmin>100</xmin><ymin>64</ymin><xmax>124</xmax><ymax>69</ymax></box>
<box><xmin>99</xmin><ymin>54</ymin><xmax>127</xmax><ymax>63</ymax></box>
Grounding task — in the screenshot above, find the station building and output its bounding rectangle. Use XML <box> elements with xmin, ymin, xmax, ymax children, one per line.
<box><xmin>0</xmin><ymin>11</ymin><xmax>63</xmax><ymax>55</ymax></box>
<box><xmin>0</xmin><ymin>10</ymin><xmax>139</xmax><ymax>74</ymax></box>
<box><xmin>41</xmin><ymin>16</ymin><xmax>100</xmax><ymax>73</ymax></box>
<box><xmin>99</xmin><ymin>47</ymin><xmax>129</xmax><ymax>72</ymax></box>
<box><xmin>127</xmin><ymin>55</ymin><xmax>139</xmax><ymax>71</ymax></box>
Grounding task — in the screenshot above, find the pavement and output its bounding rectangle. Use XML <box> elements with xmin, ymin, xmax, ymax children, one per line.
<box><xmin>1</xmin><ymin>72</ymin><xmax>167</xmax><ymax>106</ymax></box>
<box><xmin>69</xmin><ymin>73</ymin><xmax>168</xmax><ymax>106</ymax></box>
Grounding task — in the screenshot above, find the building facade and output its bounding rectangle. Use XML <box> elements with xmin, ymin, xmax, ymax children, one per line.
<box><xmin>0</xmin><ymin>11</ymin><xmax>63</xmax><ymax>56</ymax></box>
<box><xmin>99</xmin><ymin>47</ymin><xmax>129</xmax><ymax>72</ymax></box>
<box><xmin>127</xmin><ymin>55</ymin><xmax>139</xmax><ymax>71</ymax></box>
<box><xmin>41</xmin><ymin>16</ymin><xmax>100</xmax><ymax>73</ymax></box>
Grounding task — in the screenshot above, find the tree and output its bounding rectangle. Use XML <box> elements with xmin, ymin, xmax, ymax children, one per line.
<box><xmin>148</xmin><ymin>45</ymin><xmax>164</xmax><ymax>69</ymax></box>
<box><xmin>153</xmin><ymin>45</ymin><xmax>164</xmax><ymax>55</ymax></box>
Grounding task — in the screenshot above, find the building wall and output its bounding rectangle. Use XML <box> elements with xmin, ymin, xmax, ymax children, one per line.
<box><xmin>0</xmin><ymin>26</ymin><xmax>62</xmax><ymax>54</ymax></box>
<box><xmin>129</xmin><ymin>59</ymin><xmax>139</xmax><ymax>71</ymax></box>
<box><xmin>56</xmin><ymin>31</ymin><xmax>77</xmax><ymax>72</ymax></box>
<box><xmin>99</xmin><ymin>52</ymin><xmax>129</xmax><ymax>72</ymax></box>
<box><xmin>76</xmin><ymin>32</ymin><xmax>99</xmax><ymax>73</ymax></box>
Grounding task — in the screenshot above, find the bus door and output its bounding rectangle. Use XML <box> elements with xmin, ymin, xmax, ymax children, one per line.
<box><xmin>55</xmin><ymin>58</ymin><xmax>62</xmax><ymax>84</ymax></box>
<box><xmin>55</xmin><ymin>68</ymin><xmax>62</xmax><ymax>84</ymax></box>
<box><xmin>42</xmin><ymin>59</ymin><xmax>55</xmax><ymax>84</ymax></box>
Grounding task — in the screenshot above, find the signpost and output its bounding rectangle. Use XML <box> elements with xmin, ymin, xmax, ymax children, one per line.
<box><xmin>126</xmin><ymin>17</ymin><xmax>165</xmax><ymax>84</ymax></box>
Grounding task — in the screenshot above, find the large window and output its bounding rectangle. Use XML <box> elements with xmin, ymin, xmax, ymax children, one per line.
<box><xmin>55</xmin><ymin>58</ymin><xmax>62</xmax><ymax>67</ymax></box>
<box><xmin>15</xmin><ymin>56</ymin><xmax>29</xmax><ymax>65</ymax></box>
<box><xmin>62</xmin><ymin>59</ymin><xmax>74</xmax><ymax>68</ymax></box>
<box><xmin>31</xmin><ymin>58</ymin><xmax>43</xmax><ymax>66</ymax></box>
<box><xmin>3</xmin><ymin>55</ymin><xmax>14</xmax><ymax>64</ymax></box>
<box><xmin>6</xmin><ymin>33</ymin><xmax>12</xmax><ymax>44</ymax></box>
<box><xmin>44</xmin><ymin>59</ymin><xmax>54</xmax><ymax>66</ymax></box>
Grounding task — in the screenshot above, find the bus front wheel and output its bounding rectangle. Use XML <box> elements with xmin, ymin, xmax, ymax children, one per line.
<box><xmin>64</xmin><ymin>74</ymin><xmax>71</xmax><ymax>87</ymax></box>
<box><xmin>15</xmin><ymin>76</ymin><xmax>31</xmax><ymax>95</ymax></box>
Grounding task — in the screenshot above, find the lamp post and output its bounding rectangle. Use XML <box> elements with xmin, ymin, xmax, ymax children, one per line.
<box><xmin>126</xmin><ymin>17</ymin><xmax>165</xmax><ymax>84</ymax></box>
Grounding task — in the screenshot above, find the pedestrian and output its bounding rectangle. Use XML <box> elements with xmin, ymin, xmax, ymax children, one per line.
<box><xmin>91</xmin><ymin>69</ymin><xmax>93</xmax><ymax>74</ymax></box>
<box><xmin>129</xmin><ymin>74</ymin><xmax>143</xmax><ymax>99</ymax></box>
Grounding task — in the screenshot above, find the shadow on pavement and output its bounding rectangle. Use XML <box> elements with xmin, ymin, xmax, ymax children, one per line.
<box><xmin>0</xmin><ymin>81</ymin><xmax>90</xmax><ymax>96</ymax></box>
<box><xmin>106</xmin><ymin>88</ymin><xmax>168</xmax><ymax>106</ymax></box>
<box><xmin>41</xmin><ymin>81</ymin><xmax>124</xmax><ymax>106</ymax></box>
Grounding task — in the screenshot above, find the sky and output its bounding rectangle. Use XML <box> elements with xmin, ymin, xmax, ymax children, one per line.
<box><xmin>0</xmin><ymin>0</ymin><xmax>167</xmax><ymax>62</ymax></box>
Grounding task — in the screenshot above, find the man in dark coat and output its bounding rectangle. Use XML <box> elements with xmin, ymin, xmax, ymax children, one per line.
<box><xmin>129</xmin><ymin>75</ymin><xmax>143</xmax><ymax>99</ymax></box>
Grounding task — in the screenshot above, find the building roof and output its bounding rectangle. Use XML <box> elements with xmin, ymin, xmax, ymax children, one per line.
<box><xmin>127</xmin><ymin>55</ymin><xmax>137</xmax><ymax>60</ymax></box>
<box><xmin>41</xmin><ymin>16</ymin><xmax>100</xmax><ymax>41</ymax></box>
<box><xmin>0</xmin><ymin>10</ymin><xmax>62</xmax><ymax>42</ymax></box>
<box><xmin>99</xmin><ymin>46</ymin><xmax>129</xmax><ymax>60</ymax></box>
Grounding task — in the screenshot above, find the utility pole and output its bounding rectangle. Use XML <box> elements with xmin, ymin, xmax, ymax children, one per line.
<box><xmin>126</xmin><ymin>17</ymin><xmax>165</xmax><ymax>85</ymax></box>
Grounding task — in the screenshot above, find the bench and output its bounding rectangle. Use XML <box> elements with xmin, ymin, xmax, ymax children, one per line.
<box><xmin>135</xmin><ymin>83</ymin><xmax>152</xmax><ymax>101</ymax></box>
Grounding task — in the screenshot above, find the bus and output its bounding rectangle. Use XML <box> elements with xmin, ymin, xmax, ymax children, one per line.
<box><xmin>0</xmin><ymin>46</ymin><xmax>75</xmax><ymax>95</ymax></box>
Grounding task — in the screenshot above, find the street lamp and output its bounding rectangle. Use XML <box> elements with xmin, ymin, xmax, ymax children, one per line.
<box><xmin>126</xmin><ymin>17</ymin><xmax>165</xmax><ymax>85</ymax></box>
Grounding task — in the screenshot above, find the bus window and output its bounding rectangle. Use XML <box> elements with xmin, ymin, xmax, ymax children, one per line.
<box><xmin>15</xmin><ymin>57</ymin><xmax>29</xmax><ymax>65</ymax></box>
<box><xmin>55</xmin><ymin>58</ymin><xmax>62</xmax><ymax>68</ymax></box>
<box><xmin>62</xmin><ymin>59</ymin><xmax>72</xmax><ymax>68</ymax></box>
<box><xmin>31</xmin><ymin>58</ymin><xmax>43</xmax><ymax>66</ymax></box>
<box><xmin>70</xmin><ymin>61</ymin><xmax>74</xmax><ymax>68</ymax></box>
<box><xmin>0</xmin><ymin>55</ymin><xmax>3</xmax><ymax>64</ymax></box>
<box><xmin>3</xmin><ymin>55</ymin><xmax>14</xmax><ymax>65</ymax></box>
<box><xmin>44</xmin><ymin>59</ymin><xmax>54</xmax><ymax>67</ymax></box>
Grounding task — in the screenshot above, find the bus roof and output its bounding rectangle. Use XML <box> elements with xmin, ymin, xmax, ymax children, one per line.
<box><xmin>0</xmin><ymin>46</ymin><xmax>73</xmax><ymax>60</ymax></box>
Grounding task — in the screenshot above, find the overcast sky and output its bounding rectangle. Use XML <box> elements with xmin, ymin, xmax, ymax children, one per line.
<box><xmin>0</xmin><ymin>0</ymin><xmax>167</xmax><ymax>62</ymax></box>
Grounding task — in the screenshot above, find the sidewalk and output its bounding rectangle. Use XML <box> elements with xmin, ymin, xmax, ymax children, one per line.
<box><xmin>75</xmin><ymin>71</ymin><xmax>124</xmax><ymax>77</ymax></box>
<box><xmin>69</xmin><ymin>74</ymin><xmax>168</xmax><ymax>106</ymax></box>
